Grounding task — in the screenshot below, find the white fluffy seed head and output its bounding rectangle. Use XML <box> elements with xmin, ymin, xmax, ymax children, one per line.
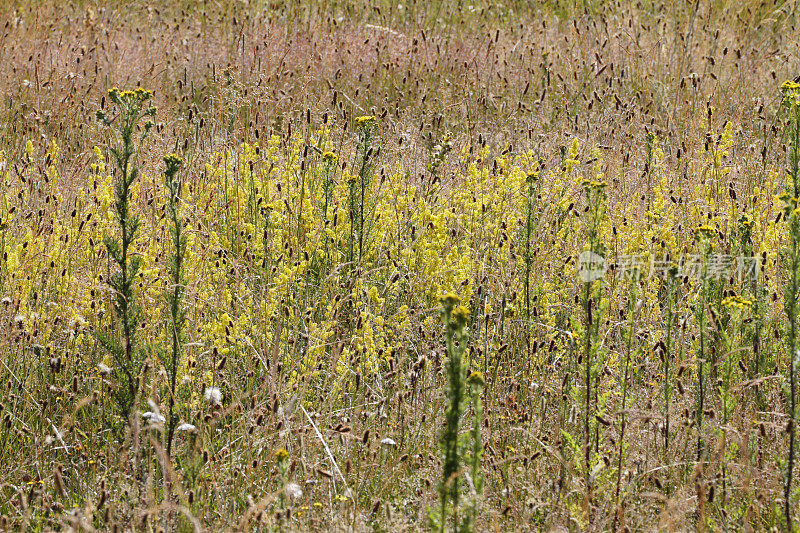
<box><xmin>285</xmin><ymin>482</ymin><xmax>303</xmax><ymax>500</ymax></box>
<box><xmin>142</xmin><ymin>411</ymin><xmax>166</xmax><ymax>424</ymax></box>
<box><xmin>204</xmin><ymin>387</ymin><xmax>223</xmax><ymax>405</ymax></box>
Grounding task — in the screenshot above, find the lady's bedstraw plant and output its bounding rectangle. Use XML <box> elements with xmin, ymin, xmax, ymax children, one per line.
<box><xmin>160</xmin><ymin>154</ymin><xmax>185</xmax><ymax>458</ymax></box>
<box><xmin>321</xmin><ymin>151</ymin><xmax>337</xmax><ymax>223</ymax></box>
<box><xmin>438</xmin><ymin>293</ymin><xmax>471</xmax><ymax>532</ymax></box>
<box><xmin>644</xmin><ymin>130</ymin><xmax>656</xmax><ymax>208</ymax></box>
<box><xmin>96</xmin><ymin>88</ymin><xmax>156</xmax><ymax>428</ymax></box>
<box><xmin>779</xmin><ymin>79</ymin><xmax>800</xmax><ymax>530</ymax></box>
<box><xmin>428</xmin><ymin>131</ymin><xmax>453</xmax><ymax>193</ymax></box>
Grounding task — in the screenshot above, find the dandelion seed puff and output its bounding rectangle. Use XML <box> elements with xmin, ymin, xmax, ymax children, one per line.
<box><xmin>1</xmin><ymin>296</ymin><xmax>11</xmax><ymax>305</ymax></box>
<box><xmin>285</xmin><ymin>482</ymin><xmax>303</xmax><ymax>500</ymax></box>
<box><xmin>176</xmin><ymin>423</ymin><xmax>197</xmax><ymax>433</ymax></box>
<box><xmin>98</xmin><ymin>363</ymin><xmax>111</xmax><ymax>376</ymax></box>
<box><xmin>204</xmin><ymin>387</ymin><xmax>223</xmax><ymax>405</ymax></box>
<box><xmin>380</xmin><ymin>437</ymin><xmax>397</xmax><ymax>446</ymax></box>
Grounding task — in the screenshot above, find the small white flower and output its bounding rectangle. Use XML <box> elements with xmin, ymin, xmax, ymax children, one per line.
<box><xmin>284</xmin><ymin>482</ymin><xmax>303</xmax><ymax>500</ymax></box>
<box><xmin>204</xmin><ymin>387</ymin><xmax>223</xmax><ymax>405</ymax></box>
<box><xmin>380</xmin><ymin>437</ymin><xmax>397</xmax><ymax>446</ymax></box>
<box><xmin>142</xmin><ymin>411</ymin><xmax>166</xmax><ymax>424</ymax></box>
<box><xmin>175</xmin><ymin>423</ymin><xmax>197</xmax><ymax>433</ymax></box>
<box><xmin>98</xmin><ymin>363</ymin><xmax>111</xmax><ymax>376</ymax></box>
<box><xmin>68</xmin><ymin>315</ymin><xmax>86</xmax><ymax>332</ymax></box>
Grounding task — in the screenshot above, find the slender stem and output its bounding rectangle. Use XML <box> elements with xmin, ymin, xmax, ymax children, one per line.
<box><xmin>613</xmin><ymin>286</ymin><xmax>637</xmax><ymax>532</ymax></box>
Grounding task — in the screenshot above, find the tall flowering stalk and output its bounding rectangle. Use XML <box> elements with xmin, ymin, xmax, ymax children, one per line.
<box><xmin>718</xmin><ymin>294</ymin><xmax>751</xmax><ymax>507</ymax></box>
<box><xmin>439</xmin><ymin>293</ymin><xmax>470</xmax><ymax>532</ymax></box>
<box><xmin>351</xmin><ymin>115</ymin><xmax>377</xmax><ymax>265</ymax></box>
<box><xmin>579</xmin><ymin>173</ymin><xmax>607</xmax><ymax>499</ymax></box>
<box><xmin>612</xmin><ymin>275</ymin><xmax>640</xmax><ymax>531</ymax></box>
<box><xmin>464</xmin><ymin>370</ymin><xmax>484</xmax><ymax>531</ymax></box>
<box><xmin>779</xmin><ymin>79</ymin><xmax>800</xmax><ymax>530</ymax></box>
<box><xmin>96</xmin><ymin>88</ymin><xmax>156</xmax><ymax>426</ymax></box>
<box><xmin>161</xmin><ymin>154</ymin><xmax>185</xmax><ymax>457</ymax></box>
<box><xmin>692</xmin><ymin>225</ymin><xmax>715</xmax><ymax>462</ymax></box>
<box><xmin>523</xmin><ymin>166</ymin><xmax>542</xmax><ymax>373</ymax></box>
<box><xmin>661</xmin><ymin>264</ymin><xmax>679</xmax><ymax>459</ymax></box>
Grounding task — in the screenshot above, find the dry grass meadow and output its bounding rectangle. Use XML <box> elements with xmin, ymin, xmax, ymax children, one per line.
<box><xmin>2</xmin><ymin>0</ymin><xmax>800</xmax><ymax>530</ymax></box>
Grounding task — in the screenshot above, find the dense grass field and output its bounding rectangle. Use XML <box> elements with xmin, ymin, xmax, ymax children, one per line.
<box><xmin>3</xmin><ymin>0</ymin><xmax>800</xmax><ymax>530</ymax></box>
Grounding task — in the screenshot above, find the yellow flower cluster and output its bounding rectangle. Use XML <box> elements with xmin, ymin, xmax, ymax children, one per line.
<box><xmin>693</xmin><ymin>225</ymin><xmax>716</xmax><ymax>241</ymax></box>
<box><xmin>781</xmin><ymin>80</ymin><xmax>800</xmax><ymax>106</ymax></box>
<box><xmin>108</xmin><ymin>86</ymin><xmax>152</xmax><ymax>102</ymax></box>
<box><xmin>721</xmin><ymin>295</ymin><xmax>754</xmax><ymax>310</ymax></box>
<box><xmin>1</xmin><ymin>106</ymin><xmax>791</xmax><ymax>441</ymax></box>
